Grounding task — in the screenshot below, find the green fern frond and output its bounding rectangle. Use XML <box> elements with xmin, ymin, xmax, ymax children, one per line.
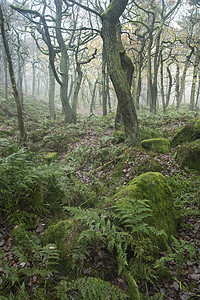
<box><xmin>112</xmin><ymin>198</ymin><xmax>166</xmax><ymax>239</ymax></box>
<box><xmin>56</xmin><ymin>277</ymin><xmax>128</xmax><ymax>300</ymax></box>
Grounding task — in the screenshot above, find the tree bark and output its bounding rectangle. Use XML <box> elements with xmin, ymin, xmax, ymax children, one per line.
<box><xmin>0</xmin><ymin>5</ymin><xmax>26</xmax><ymax>143</ymax></box>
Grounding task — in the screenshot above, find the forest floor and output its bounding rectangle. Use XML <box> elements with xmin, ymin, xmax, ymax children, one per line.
<box><xmin>0</xmin><ymin>91</ymin><xmax>200</xmax><ymax>299</ymax></box>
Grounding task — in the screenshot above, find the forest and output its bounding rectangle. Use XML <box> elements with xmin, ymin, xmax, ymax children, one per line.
<box><xmin>0</xmin><ymin>0</ymin><xmax>200</xmax><ymax>299</ymax></box>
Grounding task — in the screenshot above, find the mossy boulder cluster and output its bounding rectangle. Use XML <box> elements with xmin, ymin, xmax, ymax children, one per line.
<box><xmin>141</xmin><ymin>138</ymin><xmax>170</xmax><ymax>154</ymax></box>
<box><xmin>113</xmin><ymin>172</ymin><xmax>176</xmax><ymax>249</ymax></box>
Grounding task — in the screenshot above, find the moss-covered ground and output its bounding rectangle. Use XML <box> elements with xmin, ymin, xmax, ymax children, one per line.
<box><xmin>0</xmin><ymin>88</ymin><xmax>199</xmax><ymax>299</ymax></box>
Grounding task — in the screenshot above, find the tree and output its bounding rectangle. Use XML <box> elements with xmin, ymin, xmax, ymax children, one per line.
<box><xmin>68</xmin><ymin>0</ymin><xmax>140</xmax><ymax>145</ymax></box>
<box><xmin>0</xmin><ymin>4</ymin><xmax>26</xmax><ymax>143</ymax></box>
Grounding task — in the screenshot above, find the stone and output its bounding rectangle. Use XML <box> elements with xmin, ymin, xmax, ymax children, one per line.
<box><xmin>171</xmin><ymin>120</ymin><xmax>196</xmax><ymax>148</ymax></box>
<box><xmin>113</xmin><ymin>172</ymin><xmax>176</xmax><ymax>249</ymax></box>
<box><xmin>141</xmin><ymin>138</ymin><xmax>171</xmax><ymax>154</ymax></box>
<box><xmin>177</xmin><ymin>139</ymin><xmax>200</xmax><ymax>170</ymax></box>
<box><xmin>194</xmin><ymin>119</ymin><xmax>200</xmax><ymax>139</ymax></box>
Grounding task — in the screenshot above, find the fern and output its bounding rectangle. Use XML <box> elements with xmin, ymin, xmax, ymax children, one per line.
<box><xmin>155</xmin><ymin>236</ymin><xmax>197</xmax><ymax>279</ymax></box>
<box><xmin>112</xmin><ymin>198</ymin><xmax>167</xmax><ymax>238</ymax></box>
<box><xmin>65</xmin><ymin>206</ymin><xmax>131</xmax><ymax>275</ymax></box>
<box><xmin>56</xmin><ymin>277</ymin><xmax>128</xmax><ymax>300</ymax></box>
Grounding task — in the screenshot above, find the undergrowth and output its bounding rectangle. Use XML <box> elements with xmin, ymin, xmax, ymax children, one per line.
<box><xmin>0</xmin><ymin>89</ymin><xmax>199</xmax><ymax>299</ymax></box>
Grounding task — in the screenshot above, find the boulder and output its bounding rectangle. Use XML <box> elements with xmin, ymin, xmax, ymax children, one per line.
<box><xmin>194</xmin><ymin>119</ymin><xmax>200</xmax><ymax>139</ymax></box>
<box><xmin>141</xmin><ymin>138</ymin><xmax>171</xmax><ymax>154</ymax></box>
<box><xmin>113</xmin><ymin>172</ymin><xmax>176</xmax><ymax>249</ymax></box>
<box><xmin>177</xmin><ymin>139</ymin><xmax>200</xmax><ymax>170</ymax></box>
<box><xmin>171</xmin><ymin>120</ymin><xmax>196</xmax><ymax>148</ymax></box>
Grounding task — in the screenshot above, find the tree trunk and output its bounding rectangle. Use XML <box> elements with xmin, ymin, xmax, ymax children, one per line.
<box><xmin>3</xmin><ymin>51</ymin><xmax>8</xmax><ymax>100</ymax></box>
<box><xmin>177</xmin><ymin>48</ymin><xmax>194</xmax><ymax>108</ymax></box>
<box><xmin>106</xmin><ymin>71</ymin><xmax>111</xmax><ymax>113</ymax></box>
<box><xmin>166</xmin><ymin>65</ymin><xmax>172</xmax><ymax>107</ymax></box>
<box><xmin>90</xmin><ymin>79</ymin><xmax>98</xmax><ymax>114</ymax></box>
<box><xmin>72</xmin><ymin>63</ymin><xmax>83</xmax><ymax>119</ymax></box>
<box><xmin>160</xmin><ymin>56</ymin><xmax>166</xmax><ymax>113</ymax></box>
<box><xmin>189</xmin><ymin>51</ymin><xmax>200</xmax><ymax>111</ymax></box>
<box><xmin>17</xmin><ymin>51</ymin><xmax>24</xmax><ymax>109</ymax></box>
<box><xmin>175</xmin><ymin>63</ymin><xmax>180</xmax><ymax>109</ymax></box>
<box><xmin>48</xmin><ymin>61</ymin><xmax>55</xmax><ymax>119</ymax></box>
<box><xmin>101</xmin><ymin>0</ymin><xmax>140</xmax><ymax>146</ymax></box>
<box><xmin>0</xmin><ymin>5</ymin><xmax>26</xmax><ymax>143</ymax></box>
<box><xmin>102</xmin><ymin>48</ymin><xmax>107</xmax><ymax>116</ymax></box>
<box><xmin>195</xmin><ymin>71</ymin><xmax>200</xmax><ymax>109</ymax></box>
<box><xmin>32</xmin><ymin>63</ymin><xmax>36</xmax><ymax>97</ymax></box>
<box><xmin>54</xmin><ymin>0</ymin><xmax>76</xmax><ymax>124</ymax></box>
<box><xmin>134</xmin><ymin>65</ymin><xmax>142</xmax><ymax>111</ymax></box>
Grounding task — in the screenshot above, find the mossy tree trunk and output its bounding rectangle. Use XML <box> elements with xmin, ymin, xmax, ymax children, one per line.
<box><xmin>101</xmin><ymin>0</ymin><xmax>140</xmax><ymax>146</ymax></box>
<box><xmin>0</xmin><ymin>5</ymin><xmax>26</xmax><ymax>143</ymax></box>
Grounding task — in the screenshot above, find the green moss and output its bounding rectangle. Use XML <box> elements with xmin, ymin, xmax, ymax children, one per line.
<box><xmin>140</xmin><ymin>125</ymin><xmax>160</xmax><ymax>140</ymax></box>
<box><xmin>177</xmin><ymin>139</ymin><xmax>200</xmax><ymax>170</ymax></box>
<box><xmin>44</xmin><ymin>152</ymin><xmax>58</xmax><ymax>162</ymax></box>
<box><xmin>114</xmin><ymin>172</ymin><xmax>176</xmax><ymax>249</ymax></box>
<box><xmin>141</xmin><ymin>138</ymin><xmax>171</xmax><ymax>154</ymax></box>
<box><xmin>171</xmin><ymin>120</ymin><xmax>196</xmax><ymax>148</ymax></box>
<box><xmin>114</xmin><ymin>148</ymin><xmax>162</xmax><ymax>178</ymax></box>
<box><xmin>194</xmin><ymin>119</ymin><xmax>200</xmax><ymax>138</ymax></box>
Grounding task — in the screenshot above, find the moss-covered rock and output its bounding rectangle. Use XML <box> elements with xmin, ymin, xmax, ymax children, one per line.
<box><xmin>177</xmin><ymin>139</ymin><xmax>200</xmax><ymax>170</ymax></box>
<box><xmin>194</xmin><ymin>119</ymin><xmax>200</xmax><ymax>139</ymax></box>
<box><xmin>141</xmin><ymin>138</ymin><xmax>171</xmax><ymax>154</ymax></box>
<box><xmin>170</xmin><ymin>120</ymin><xmax>196</xmax><ymax>148</ymax></box>
<box><xmin>140</xmin><ymin>126</ymin><xmax>160</xmax><ymax>141</ymax></box>
<box><xmin>113</xmin><ymin>148</ymin><xmax>162</xmax><ymax>179</ymax></box>
<box><xmin>113</xmin><ymin>172</ymin><xmax>176</xmax><ymax>249</ymax></box>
